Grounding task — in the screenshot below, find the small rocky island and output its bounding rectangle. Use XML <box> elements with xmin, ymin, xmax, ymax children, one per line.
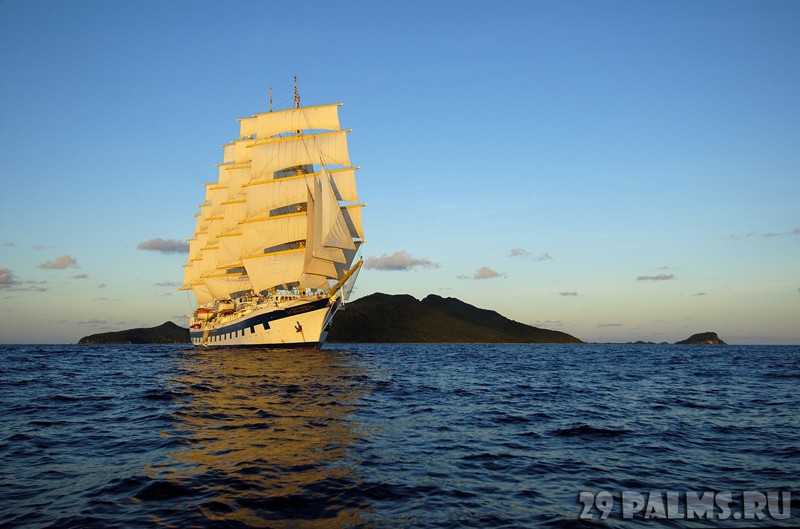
<box><xmin>675</xmin><ymin>332</ymin><xmax>727</xmax><ymax>345</ymax></box>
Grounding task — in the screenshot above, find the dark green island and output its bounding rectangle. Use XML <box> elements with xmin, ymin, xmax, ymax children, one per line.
<box><xmin>675</xmin><ymin>332</ymin><xmax>727</xmax><ymax>345</ymax></box>
<box><xmin>78</xmin><ymin>321</ymin><xmax>190</xmax><ymax>344</ymax></box>
<box><xmin>329</xmin><ymin>293</ymin><xmax>581</xmax><ymax>343</ymax></box>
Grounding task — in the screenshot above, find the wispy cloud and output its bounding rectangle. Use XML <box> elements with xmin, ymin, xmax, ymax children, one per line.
<box><xmin>533</xmin><ymin>319</ymin><xmax>564</xmax><ymax>328</ymax></box>
<box><xmin>0</xmin><ymin>267</ymin><xmax>47</xmax><ymax>292</ymax></box>
<box><xmin>137</xmin><ymin>238</ymin><xmax>190</xmax><ymax>254</ymax></box>
<box><xmin>0</xmin><ymin>268</ymin><xmax>15</xmax><ymax>287</ymax></box>
<box><xmin>693</xmin><ymin>292</ymin><xmax>707</xmax><ymax>296</ymax></box>
<box><xmin>98</xmin><ymin>283</ymin><xmax>107</xmax><ymax>289</ymax></box>
<box><xmin>77</xmin><ymin>318</ymin><xmax>107</xmax><ymax>325</ymax></box>
<box><xmin>364</xmin><ymin>251</ymin><xmax>440</xmax><ymax>271</ymax></box>
<box><xmin>458</xmin><ymin>266</ymin><xmax>504</xmax><ymax>280</ymax></box>
<box><xmin>3</xmin><ymin>242</ymin><xmax>14</xmax><ymax>247</ymax></box>
<box><xmin>38</xmin><ymin>255</ymin><xmax>78</xmax><ymax>269</ymax></box>
<box><xmin>636</xmin><ymin>274</ymin><xmax>675</xmax><ymax>281</ymax></box>
<box><xmin>727</xmin><ymin>226</ymin><xmax>800</xmax><ymax>240</ymax></box>
<box><xmin>559</xmin><ymin>291</ymin><xmax>578</xmax><ymax>296</ymax></box>
<box><xmin>598</xmin><ymin>323</ymin><xmax>623</xmax><ymax>327</ymax></box>
<box><xmin>508</xmin><ymin>248</ymin><xmax>553</xmax><ymax>262</ymax></box>
<box><xmin>156</xmin><ymin>281</ymin><xmax>182</xmax><ymax>287</ymax></box>
<box><xmin>72</xmin><ymin>273</ymin><xmax>89</xmax><ymax>279</ymax></box>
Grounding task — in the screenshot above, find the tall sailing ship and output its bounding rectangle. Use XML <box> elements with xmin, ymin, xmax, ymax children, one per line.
<box><xmin>181</xmin><ymin>82</ymin><xmax>365</xmax><ymax>348</ymax></box>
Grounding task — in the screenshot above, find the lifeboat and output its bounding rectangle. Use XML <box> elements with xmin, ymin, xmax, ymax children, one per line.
<box><xmin>219</xmin><ymin>300</ymin><xmax>235</xmax><ymax>315</ymax></box>
<box><xmin>195</xmin><ymin>307</ymin><xmax>214</xmax><ymax>321</ymax></box>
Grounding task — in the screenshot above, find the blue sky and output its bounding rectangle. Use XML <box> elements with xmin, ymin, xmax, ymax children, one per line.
<box><xmin>1</xmin><ymin>0</ymin><xmax>798</xmax><ymax>344</ymax></box>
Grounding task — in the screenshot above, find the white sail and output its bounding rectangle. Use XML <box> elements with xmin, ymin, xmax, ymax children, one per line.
<box><xmin>316</xmin><ymin>165</ymin><xmax>356</xmax><ymax>252</ymax></box>
<box><xmin>197</xmin><ymin>245</ymin><xmax>219</xmax><ymax>278</ymax></box>
<box><xmin>221</xmin><ymin>166</ymin><xmax>250</xmax><ymax>201</ymax></box>
<box><xmin>217</xmin><ymin>231</ymin><xmax>243</xmax><ymax>268</ymax></box>
<box><xmin>244</xmin><ymin>176</ymin><xmax>311</xmax><ymax>219</ymax></box>
<box><xmin>329</xmin><ymin>168</ymin><xmax>359</xmax><ymax>203</ymax></box>
<box><xmin>196</xmin><ymin>203</ymin><xmax>212</xmax><ymax>233</ymax></box>
<box><xmin>238</xmin><ymin>104</ymin><xmax>342</xmax><ymax>139</ymax></box>
<box><xmin>335</xmin><ymin>243</ymin><xmax>362</xmax><ymax>276</ymax></box>
<box><xmin>299</xmin><ymin>272</ymin><xmax>330</xmax><ymax>290</ymax></box>
<box><xmin>342</xmin><ymin>204</ymin><xmax>365</xmax><ymax>240</ymax></box>
<box><xmin>220</xmin><ymin>199</ymin><xmax>246</xmax><ymax>233</ymax></box>
<box><xmin>187</xmin><ymin>234</ymin><xmax>206</xmax><ymax>263</ymax></box>
<box><xmin>192</xmin><ymin>283</ymin><xmax>214</xmax><ymax>305</ymax></box>
<box><xmin>243</xmin><ymin>249</ymin><xmax>306</xmax><ymax>293</ymax></box>
<box><xmin>222</xmin><ymin>138</ymin><xmax>256</xmax><ymax>164</ymax></box>
<box><xmin>240</xmin><ymin>213</ymin><xmax>306</xmax><ymax>258</ymax></box>
<box><xmin>243</xmin><ymin>167</ymin><xmax>357</xmax><ymax>219</ymax></box>
<box><xmin>205</xmin><ymin>271</ymin><xmax>248</xmax><ymax>299</ymax></box>
<box><xmin>250</xmin><ymin>131</ymin><xmax>350</xmax><ymax>181</ymax></box>
<box><xmin>182</xmin><ymin>262</ymin><xmax>199</xmax><ymax>290</ymax></box>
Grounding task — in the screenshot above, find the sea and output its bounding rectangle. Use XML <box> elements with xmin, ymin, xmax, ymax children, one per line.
<box><xmin>1</xmin><ymin>343</ymin><xmax>798</xmax><ymax>528</ymax></box>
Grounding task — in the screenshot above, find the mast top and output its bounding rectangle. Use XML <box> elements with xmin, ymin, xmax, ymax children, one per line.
<box><xmin>294</xmin><ymin>75</ymin><xmax>300</xmax><ymax>109</ymax></box>
<box><xmin>268</xmin><ymin>86</ymin><xmax>273</xmax><ymax>113</ymax></box>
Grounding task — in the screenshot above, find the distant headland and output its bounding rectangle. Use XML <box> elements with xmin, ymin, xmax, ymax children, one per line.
<box><xmin>78</xmin><ymin>321</ymin><xmax>189</xmax><ymax>344</ymax></box>
<box><xmin>328</xmin><ymin>293</ymin><xmax>582</xmax><ymax>343</ymax></box>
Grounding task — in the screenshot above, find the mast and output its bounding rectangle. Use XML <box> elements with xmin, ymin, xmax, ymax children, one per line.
<box><xmin>268</xmin><ymin>85</ymin><xmax>273</xmax><ymax>113</ymax></box>
<box><xmin>294</xmin><ymin>75</ymin><xmax>302</xmax><ymax>173</ymax></box>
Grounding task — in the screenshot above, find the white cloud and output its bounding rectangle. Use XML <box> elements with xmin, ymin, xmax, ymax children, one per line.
<box><xmin>0</xmin><ymin>267</ymin><xmax>47</xmax><ymax>292</ymax></box>
<box><xmin>137</xmin><ymin>238</ymin><xmax>190</xmax><ymax>254</ymax></box>
<box><xmin>38</xmin><ymin>255</ymin><xmax>78</xmax><ymax>269</ymax></box>
<box><xmin>636</xmin><ymin>274</ymin><xmax>675</xmax><ymax>281</ymax></box>
<box><xmin>364</xmin><ymin>251</ymin><xmax>440</xmax><ymax>271</ymax></box>
<box><xmin>458</xmin><ymin>266</ymin><xmax>504</xmax><ymax>280</ymax></box>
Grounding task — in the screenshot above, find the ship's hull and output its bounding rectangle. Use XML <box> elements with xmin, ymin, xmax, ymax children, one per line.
<box><xmin>189</xmin><ymin>297</ymin><xmax>340</xmax><ymax>349</ymax></box>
